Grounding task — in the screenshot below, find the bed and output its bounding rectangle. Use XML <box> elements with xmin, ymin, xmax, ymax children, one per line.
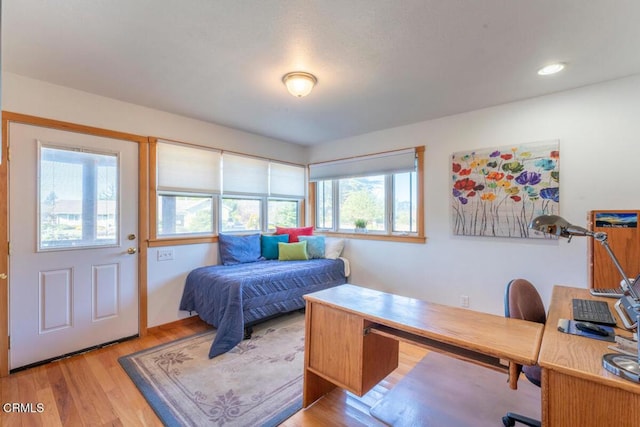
<box><xmin>179</xmin><ymin>257</ymin><xmax>348</xmax><ymax>358</ymax></box>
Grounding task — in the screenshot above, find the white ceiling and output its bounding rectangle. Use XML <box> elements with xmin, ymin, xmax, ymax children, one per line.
<box><xmin>3</xmin><ymin>1</ymin><xmax>640</xmax><ymax>146</ymax></box>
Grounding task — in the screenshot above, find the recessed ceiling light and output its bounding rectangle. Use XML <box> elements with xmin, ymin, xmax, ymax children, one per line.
<box><xmin>537</xmin><ymin>63</ymin><xmax>566</xmax><ymax>76</ymax></box>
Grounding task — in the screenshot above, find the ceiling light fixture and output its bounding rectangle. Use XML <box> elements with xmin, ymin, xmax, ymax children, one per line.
<box><xmin>282</xmin><ymin>71</ymin><xmax>317</xmax><ymax>98</ymax></box>
<box><xmin>537</xmin><ymin>63</ymin><xmax>566</xmax><ymax>76</ymax></box>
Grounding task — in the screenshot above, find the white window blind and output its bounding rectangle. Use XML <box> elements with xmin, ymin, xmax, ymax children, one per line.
<box><xmin>222</xmin><ymin>153</ymin><xmax>269</xmax><ymax>195</ymax></box>
<box><xmin>309</xmin><ymin>148</ymin><xmax>416</xmax><ymax>181</ymax></box>
<box><xmin>270</xmin><ymin>162</ymin><xmax>305</xmax><ymax>197</ymax></box>
<box><xmin>157</xmin><ymin>141</ymin><xmax>221</xmax><ymax>192</ymax></box>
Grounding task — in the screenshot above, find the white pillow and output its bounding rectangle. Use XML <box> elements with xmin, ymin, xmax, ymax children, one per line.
<box><xmin>324</xmin><ymin>238</ymin><xmax>345</xmax><ymax>259</ymax></box>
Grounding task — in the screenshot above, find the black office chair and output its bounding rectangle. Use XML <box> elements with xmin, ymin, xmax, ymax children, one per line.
<box><xmin>502</xmin><ymin>278</ymin><xmax>546</xmax><ymax>427</ymax></box>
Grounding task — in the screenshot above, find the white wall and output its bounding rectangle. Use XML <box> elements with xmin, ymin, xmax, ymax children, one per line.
<box><xmin>3</xmin><ymin>73</ymin><xmax>307</xmax><ymax>327</ymax></box>
<box><xmin>310</xmin><ymin>74</ymin><xmax>640</xmax><ymax>314</ymax></box>
<box><xmin>5</xmin><ymin>72</ymin><xmax>640</xmax><ymax>326</ymax></box>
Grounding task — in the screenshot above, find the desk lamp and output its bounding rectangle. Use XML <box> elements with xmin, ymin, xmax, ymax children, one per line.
<box><xmin>529</xmin><ymin>215</ymin><xmax>638</xmax><ymax>299</ymax></box>
<box><xmin>529</xmin><ymin>214</ymin><xmax>640</xmax><ymax>382</ymax></box>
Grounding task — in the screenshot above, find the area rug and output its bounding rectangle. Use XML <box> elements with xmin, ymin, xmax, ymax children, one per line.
<box><xmin>119</xmin><ymin>312</ymin><xmax>305</xmax><ymax>427</ymax></box>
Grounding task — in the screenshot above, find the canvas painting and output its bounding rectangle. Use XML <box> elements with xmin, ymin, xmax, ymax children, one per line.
<box><xmin>451</xmin><ymin>140</ymin><xmax>559</xmax><ymax>238</ymax></box>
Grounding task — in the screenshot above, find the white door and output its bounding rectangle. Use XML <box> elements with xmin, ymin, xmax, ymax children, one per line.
<box><xmin>9</xmin><ymin>123</ymin><xmax>139</xmax><ymax>370</ymax></box>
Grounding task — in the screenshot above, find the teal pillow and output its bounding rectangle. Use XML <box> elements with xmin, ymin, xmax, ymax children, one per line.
<box><xmin>278</xmin><ymin>241</ymin><xmax>309</xmax><ymax>261</ymax></box>
<box><xmin>261</xmin><ymin>234</ymin><xmax>289</xmax><ymax>260</ymax></box>
<box><xmin>298</xmin><ymin>236</ymin><xmax>325</xmax><ymax>259</ymax></box>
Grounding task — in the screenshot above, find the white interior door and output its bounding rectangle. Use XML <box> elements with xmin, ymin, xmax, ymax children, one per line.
<box><xmin>9</xmin><ymin>123</ymin><xmax>139</xmax><ymax>370</ymax></box>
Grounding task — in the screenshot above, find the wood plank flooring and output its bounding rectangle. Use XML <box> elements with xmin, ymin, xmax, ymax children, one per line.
<box><xmin>0</xmin><ymin>317</ymin><xmax>427</xmax><ymax>426</ymax></box>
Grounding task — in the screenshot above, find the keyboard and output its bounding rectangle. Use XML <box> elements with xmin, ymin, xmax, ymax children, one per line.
<box><xmin>590</xmin><ymin>287</ymin><xmax>624</xmax><ymax>298</ymax></box>
<box><xmin>572</xmin><ymin>298</ymin><xmax>617</xmax><ymax>325</ymax></box>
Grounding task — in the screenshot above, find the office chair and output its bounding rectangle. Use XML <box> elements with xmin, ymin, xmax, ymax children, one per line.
<box><xmin>502</xmin><ymin>278</ymin><xmax>546</xmax><ymax>427</ymax></box>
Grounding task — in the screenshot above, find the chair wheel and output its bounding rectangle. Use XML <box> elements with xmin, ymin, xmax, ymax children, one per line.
<box><xmin>502</xmin><ymin>416</ymin><xmax>515</xmax><ymax>426</ymax></box>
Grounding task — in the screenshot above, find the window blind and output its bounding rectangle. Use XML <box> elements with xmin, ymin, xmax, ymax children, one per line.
<box><xmin>309</xmin><ymin>148</ymin><xmax>416</xmax><ymax>181</ymax></box>
<box><xmin>270</xmin><ymin>162</ymin><xmax>305</xmax><ymax>197</ymax></box>
<box><xmin>157</xmin><ymin>141</ymin><xmax>221</xmax><ymax>193</ymax></box>
<box><xmin>222</xmin><ymin>153</ymin><xmax>269</xmax><ymax>195</ymax></box>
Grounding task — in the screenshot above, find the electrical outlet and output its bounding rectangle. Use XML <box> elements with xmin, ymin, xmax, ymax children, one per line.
<box><xmin>157</xmin><ymin>248</ymin><xmax>174</xmax><ymax>261</ymax></box>
<box><xmin>460</xmin><ymin>295</ymin><xmax>469</xmax><ymax>308</ymax></box>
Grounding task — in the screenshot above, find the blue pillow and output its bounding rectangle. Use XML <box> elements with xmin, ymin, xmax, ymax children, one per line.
<box><xmin>261</xmin><ymin>234</ymin><xmax>289</xmax><ymax>260</ymax></box>
<box><xmin>298</xmin><ymin>235</ymin><xmax>325</xmax><ymax>259</ymax></box>
<box><xmin>218</xmin><ymin>233</ymin><xmax>262</xmax><ymax>265</ymax></box>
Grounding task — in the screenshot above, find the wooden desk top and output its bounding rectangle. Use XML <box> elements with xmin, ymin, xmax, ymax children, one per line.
<box><xmin>539</xmin><ymin>285</ymin><xmax>640</xmax><ymax>395</ymax></box>
<box><xmin>304</xmin><ymin>284</ymin><xmax>543</xmax><ymax>366</ymax></box>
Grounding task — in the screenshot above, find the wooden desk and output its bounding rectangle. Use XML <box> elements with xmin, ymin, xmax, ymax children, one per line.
<box><xmin>302</xmin><ymin>284</ymin><xmax>544</xmax><ymax>407</ymax></box>
<box><xmin>540</xmin><ymin>286</ymin><xmax>640</xmax><ymax>426</ymax></box>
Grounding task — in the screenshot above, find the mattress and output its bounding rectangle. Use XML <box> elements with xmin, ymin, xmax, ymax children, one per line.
<box><xmin>179</xmin><ymin>258</ymin><xmax>347</xmax><ymax>358</ymax></box>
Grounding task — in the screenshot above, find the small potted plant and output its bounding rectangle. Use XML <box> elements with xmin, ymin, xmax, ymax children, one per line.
<box><xmin>354</xmin><ymin>218</ymin><xmax>368</xmax><ymax>233</ymax></box>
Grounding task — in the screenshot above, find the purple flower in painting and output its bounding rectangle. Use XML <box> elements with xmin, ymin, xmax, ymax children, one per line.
<box><xmin>540</xmin><ymin>187</ymin><xmax>559</xmax><ymax>202</ymax></box>
<box><xmin>453</xmin><ymin>188</ymin><xmax>461</xmax><ymax>197</ymax></box>
<box><xmin>489</xmin><ymin>150</ymin><xmax>501</xmax><ymax>157</ymax></box>
<box><xmin>458</xmin><ymin>196</ymin><xmax>468</xmax><ymax>205</ymax></box>
<box><xmin>515</xmin><ymin>171</ymin><xmax>541</xmax><ymax>186</ymax></box>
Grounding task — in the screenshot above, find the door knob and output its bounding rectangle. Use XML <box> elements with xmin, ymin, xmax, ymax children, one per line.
<box><xmin>127</xmin><ymin>247</ymin><xmax>137</xmax><ymax>255</ymax></box>
<box><xmin>0</xmin><ymin>273</ymin><xmax>6</xmax><ymax>280</ymax></box>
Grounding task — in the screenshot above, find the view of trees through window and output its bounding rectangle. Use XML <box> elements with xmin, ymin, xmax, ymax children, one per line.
<box><xmin>268</xmin><ymin>200</ymin><xmax>298</xmax><ymax>230</ymax></box>
<box><xmin>315</xmin><ymin>171</ymin><xmax>417</xmax><ymax>234</ymax></box>
<box><xmin>221</xmin><ymin>198</ymin><xmax>261</xmax><ymax>232</ymax></box>
<box><xmin>157</xmin><ymin>194</ymin><xmax>213</xmax><ymax>235</ymax></box>
<box><xmin>339</xmin><ymin>176</ymin><xmax>385</xmax><ymax>230</ymax></box>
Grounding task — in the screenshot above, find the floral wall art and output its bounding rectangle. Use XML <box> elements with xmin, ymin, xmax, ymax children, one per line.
<box><xmin>451</xmin><ymin>140</ymin><xmax>559</xmax><ymax>238</ymax></box>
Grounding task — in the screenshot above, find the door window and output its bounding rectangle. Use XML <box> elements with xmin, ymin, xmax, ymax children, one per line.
<box><xmin>39</xmin><ymin>144</ymin><xmax>119</xmax><ymax>250</ymax></box>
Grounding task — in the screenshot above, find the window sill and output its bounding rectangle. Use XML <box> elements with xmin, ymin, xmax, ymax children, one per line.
<box><xmin>315</xmin><ymin>231</ymin><xmax>426</xmax><ymax>244</ymax></box>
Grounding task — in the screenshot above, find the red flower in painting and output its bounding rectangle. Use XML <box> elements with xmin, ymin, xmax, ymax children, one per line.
<box><xmin>459</xmin><ymin>168</ymin><xmax>472</xmax><ymax>176</ymax></box>
<box><xmin>500</xmin><ymin>154</ymin><xmax>513</xmax><ymax>160</ymax></box>
<box><xmin>510</xmin><ymin>195</ymin><xmax>522</xmax><ymax>202</ymax></box>
<box><xmin>454</xmin><ymin>178</ymin><xmax>476</xmax><ymax>191</ymax></box>
<box><xmin>452</xmin><ymin>163</ymin><xmax>462</xmax><ymax>173</ymax></box>
<box><xmin>550</xmin><ymin>150</ymin><xmax>559</xmax><ymax>159</ymax></box>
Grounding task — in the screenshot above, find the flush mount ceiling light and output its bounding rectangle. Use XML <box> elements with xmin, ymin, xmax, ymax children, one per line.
<box><xmin>282</xmin><ymin>71</ymin><xmax>317</xmax><ymax>97</ymax></box>
<box><xmin>537</xmin><ymin>62</ymin><xmax>566</xmax><ymax>76</ymax></box>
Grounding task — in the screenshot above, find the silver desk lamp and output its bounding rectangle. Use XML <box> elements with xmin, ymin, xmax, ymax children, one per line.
<box><xmin>529</xmin><ymin>214</ymin><xmax>640</xmax><ymax>382</ymax></box>
<box><xmin>529</xmin><ymin>215</ymin><xmax>638</xmax><ymax>299</ymax></box>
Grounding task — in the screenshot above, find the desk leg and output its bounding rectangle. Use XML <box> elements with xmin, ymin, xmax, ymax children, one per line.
<box><xmin>303</xmin><ymin>368</ymin><xmax>337</xmax><ymax>408</ymax></box>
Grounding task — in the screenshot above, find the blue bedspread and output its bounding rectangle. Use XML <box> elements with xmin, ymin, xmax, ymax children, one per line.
<box><xmin>179</xmin><ymin>259</ymin><xmax>346</xmax><ymax>358</ymax></box>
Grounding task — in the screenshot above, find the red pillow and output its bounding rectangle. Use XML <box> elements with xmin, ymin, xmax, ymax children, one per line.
<box><xmin>275</xmin><ymin>226</ymin><xmax>313</xmax><ymax>243</ymax></box>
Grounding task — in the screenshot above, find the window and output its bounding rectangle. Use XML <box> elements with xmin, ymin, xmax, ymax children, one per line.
<box><xmin>315</xmin><ymin>180</ymin><xmax>333</xmax><ymax>229</ymax></box>
<box><xmin>393</xmin><ymin>171</ymin><xmax>418</xmax><ymax>232</ymax></box>
<box><xmin>39</xmin><ymin>145</ymin><xmax>119</xmax><ymax>249</ymax></box>
<box><xmin>154</xmin><ymin>141</ymin><xmax>221</xmax><ymax>238</ymax></box>
<box><xmin>310</xmin><ymin>147</ymin><xmax>424</xmax><ymax>240</ymax></box>
<box><xmin>158</xmin><ymin>194</ymin><xmax>214</xmax><ymax>235</ymax></box>
<box><xmin>221</xmin><ymin>197</ymin><xmax>261</xmax><ymax>232</ymax></box>
<box><xmin>268</xmin><ymin>199</ymin><xmax>299</xmax><ymax>230</ymax></box>
<box><xmin>339</xmin><ymin>176</ymin><xmax>385</xmax><ymax>231</ymax></box>
<box><xmin>150</xmin><ymin>139</ymin><xmax>306</xmax><ymax>244</ymax></box>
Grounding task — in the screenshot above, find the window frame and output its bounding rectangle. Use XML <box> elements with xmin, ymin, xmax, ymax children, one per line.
<box><xmin>149</xmin><ymin>137</ymin><xmax>307</xmax><ymax>247</ymax></box>
<box><xmin>309</xmin><ymin>146</ymin><xmax>425</xmax><ymax>243</ymax></box>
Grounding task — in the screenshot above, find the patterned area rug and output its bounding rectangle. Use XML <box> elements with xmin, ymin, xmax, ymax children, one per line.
<box><xmin>119</xmin><ymin>312</ymin><xmax>305</xmax><ymax>427</ymax></box>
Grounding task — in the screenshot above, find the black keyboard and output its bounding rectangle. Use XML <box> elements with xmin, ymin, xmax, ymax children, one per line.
<box><xmin>572</xmin><ymin>298</ymin><xmax>617</xmax><ymax>325</ymax></box>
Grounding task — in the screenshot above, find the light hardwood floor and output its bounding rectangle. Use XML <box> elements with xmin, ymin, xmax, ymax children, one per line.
<box><xmin>0</xmin><ymin>318</ymin><xmax>427</xmax><ymax>426</ymax></box>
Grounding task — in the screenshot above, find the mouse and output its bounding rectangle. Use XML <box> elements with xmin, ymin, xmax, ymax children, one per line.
<box><xmin>575</xmin><ymin>321</ymin><xmax>609</xmax><ymax>336</ymax></box>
